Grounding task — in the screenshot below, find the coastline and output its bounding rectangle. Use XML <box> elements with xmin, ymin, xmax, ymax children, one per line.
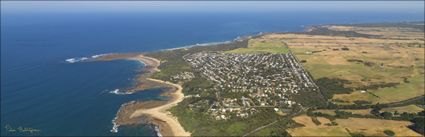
<box><xmin>94</xmin><ymin>36</ymin><xmax>252</xmax><ymax>136</ymax></box>
<box><xmin>131</xmin><ymin>78</ymin><xmax>190</xmax><ymax>136</ymax></box>
<box><xmin>98</xmin><ymin>54</ymin><xmax>191</xmax><ymax>136</ymax></box>
<box><xmin>96</xmin><ymin>54</ymin><xmax>164</xmax><ymax>93</ymax></box>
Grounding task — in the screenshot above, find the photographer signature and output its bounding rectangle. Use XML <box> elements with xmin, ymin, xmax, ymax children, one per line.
<box><xmin>4</xmin><ymin>124</ymin><xmax>41</xmax><ymax>134</ymax></box>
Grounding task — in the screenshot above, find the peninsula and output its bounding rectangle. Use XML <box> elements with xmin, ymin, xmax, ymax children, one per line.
<box><xmin>96</xmin><ymin>54</ymin><xmax>190</xmax><ymax>136</ymax></box>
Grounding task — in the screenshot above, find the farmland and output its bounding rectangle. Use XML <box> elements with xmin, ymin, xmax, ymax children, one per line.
<box><xmin>382</xmin><ymin>105</ymin><xmax>424</xmax><ymax>114</ymax></box>
<box><xmin>225</xmin><ymin>39</ymin><xmax>290</xmax><ymax>54</ymax></box>
<box><xmin>287</xmin><ymin>115</ymin><xmax>351</xmax><ymax>136</ymax></box>
<box><xmin>252</xmin><ymin>23</ymin><xmax>424</xmax><ymax>136</ymax></box>
<box><xmin>259</xmin><ymin>25</ymin><xmax>424</xmax><ymax>104</ymax></box>
<box><xmin>287</xmin><ymin>115</ymin><xmax>422</xmax><ymax>136</ymax></box>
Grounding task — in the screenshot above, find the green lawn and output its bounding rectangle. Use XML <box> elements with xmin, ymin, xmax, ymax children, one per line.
<box><xmin>371</xmin><ymin>75</ymin><xmax>424</xmax><ymax>103</ymax></box>
<box><xmin>225</xmin><ymin>39</ymin><xmax>290</xmax><ymax>54</ymax></box>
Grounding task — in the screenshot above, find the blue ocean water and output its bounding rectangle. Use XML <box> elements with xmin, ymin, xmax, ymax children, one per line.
<box><xmin>1</xmin><ymin>1</ymin><xmax>424</xmax><ymax>136</ymax></box>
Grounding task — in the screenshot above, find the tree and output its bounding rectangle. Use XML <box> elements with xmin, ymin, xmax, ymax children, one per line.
<box><xmin>400</xmin><ymin>112</ymin><xmax>414</xmax><ymax>120</ymax></box>
<box><xmin>335</xmin><ymin>110</ymin><xmax>352</xmax><ymax>118</ymax></box>
<box><xmin>381</xmin><ymin>112</ymin><xmax>393</xmax><ymax>119</ymax></box>
<box><xmin>371</xmin><ymin>103</ymin><xmax>382</xmax><ymax>116</ymax></box>
<box><xmin>418</xmin><ymin>110</ymin><xmax>424</xmax><ymax>116</ymax></box>
<box><xmin>394</xmin><ymin>111</ymin><xmax>399</xmax><ymax>115</ymax></box>
<box><xmin>383</xmin><ymin>130</ymin><xmax>395</xmax><ymax>136</ymax></box>
<box><xmin>411</xmin><ymin>117</ymin><xmax>424</xmax><ymax>134</ymax></box>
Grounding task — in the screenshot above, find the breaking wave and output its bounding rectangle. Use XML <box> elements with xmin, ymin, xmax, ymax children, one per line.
<box><xmin>65</xmin><ymin>53</ymin><xmax>110</xmax><ymax>63</ymax></box>
<box><xmin>110</xmin><ymin>116</ymin><xmax>119</xmax><ymax>133</ymax></box>
<box><xmin>163</xmin><ymin>40</ymin><xmax>233</xmax><ymax>51</ymax></box>
<box><xmin>108</xmin><ymin>89</ymin><xmax>131</xmax><ymax>95</ymax></box>
<box><xmin>154</xmin><ymin>125</ymin><xmax>162</xmax><ymax>137</ymax></box>
<box><xmin>110</xmin><ymin>101</ymin><xmax>136</xmax><ymax>133</ymax></box>
<box><xmin>91</xmin><ymin>53</ymin><xmax>109</xmax><ymax>58</ymax></box>
<box><xmin>65</xmin><ymin>57</ymin><xmax>89</xmax><ymax>63</ymax></box>
<box><xmin>161</xmin><ymin>35</ymin><xmax>251</xmax><ymax>51</ymax></box>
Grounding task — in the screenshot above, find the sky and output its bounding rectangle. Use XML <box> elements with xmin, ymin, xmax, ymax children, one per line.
<box><xmin>1</xmin><ymin>1</ymin><xmax>424</xmax><ymax>14</ymax></box>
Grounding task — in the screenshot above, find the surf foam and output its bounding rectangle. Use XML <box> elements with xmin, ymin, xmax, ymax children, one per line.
<box><xmin>65</xmin><ymin>57</ymin><xmax>88</xmax><ymax>63</ymax></box>
<box><xmin>154</xmin><ymin>125</ymin><xmax>163</xmax><ymax>137</ymax></box>
<box><xmin>108</xmin><ymin>89</ymin><xmax>131</xmax><ymax>95</ymax></box>
<box><xmin>91</xmin><ymin>53</ymin><xmax>109</xmax><ymax>59</ymax></box>
<box><xmin>65</xmin><ymin>53</ymin><xmax>110</xmax><ymax>63</ymax></box>
<box><xmin>110</xmin><ymin>116</ymin><xmax>119</xmax><ymax>133</ymax></box>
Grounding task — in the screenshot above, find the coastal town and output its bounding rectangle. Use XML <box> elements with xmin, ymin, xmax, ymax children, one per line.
<box><xmin>183</xmin><ymin>52</ymin><xmax>319</xmax><ymax>120</ymax></box>
<box><xmin>97</xmin><ymin>22</ymin><xmax>424</xmax><ymax>137</ymax></box>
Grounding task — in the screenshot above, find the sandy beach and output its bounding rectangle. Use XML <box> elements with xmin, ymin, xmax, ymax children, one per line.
<box><xmin>131</xmin><ymin>78</ymin><xmax>190</xmax><ymax>136</ymax></box>
<box><xmin>100</xmin><ymin>54</ymin><xmax>191</xmax><ymax>136</ymax></box>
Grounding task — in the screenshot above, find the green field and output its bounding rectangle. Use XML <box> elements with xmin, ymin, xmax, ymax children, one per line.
<box><xmin>225</xmin><ymin>39</ymin><xmax>290</xmax><ymax>54</ymax></box>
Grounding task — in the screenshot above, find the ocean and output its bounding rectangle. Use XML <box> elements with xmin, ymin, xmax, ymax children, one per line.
<box><xmin>1</xmin><ymin>1</ymin><xmax>424</xmax><ymax>136</ymax></box>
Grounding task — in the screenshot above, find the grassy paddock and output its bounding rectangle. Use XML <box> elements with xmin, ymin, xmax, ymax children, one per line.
<box><xmin>382</xmin><ymin>105</ymin><xmax>424</xmax><ymax>114</ymax></box>
<box><xmin>287</xmin><ymin>115</ymin><xmax>422</xmax><ymax>136</ymax></box>
<box><xmin>225</xmin><ymin>39</ymin><xmax>290</xmax><ymax>54</ymax></box>
<box><xmin>287</xmin><ymin>115</ymin><xmax>351</xmax><ymax>136</ymax></box>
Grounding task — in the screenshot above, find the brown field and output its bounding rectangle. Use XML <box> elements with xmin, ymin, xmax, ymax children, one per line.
<box><xmin>288</xmin><ymin>115</ymin><xmax>422</xmax><ymax>136</ymax></box>
<box><xmin>335</xmin><ymin>118</ymin><xmax>421</xmax><ymax>136</ymax></box>
<box><xmin>287</xmin><ymin>115</ymin><xmax>351</xmax><ymax>136</ymax></box>
<box><xmin>382</xmin><ymin>105</ymin><xmax>424</xmax><ymax>114</ymax></box>
<box><xmin>292</xmin><ymin>115</ymin><xmax>332</xmax><ymax>127</ymax></box>
<box><xmin>315</xmin><ymin>109</ymin><xmax>373</xmax><ymax>116</ymax></box>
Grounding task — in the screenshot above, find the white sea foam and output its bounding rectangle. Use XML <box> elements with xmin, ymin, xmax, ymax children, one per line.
<box><xmin>110</xmin><ymin>101</ymin><xmax>136</xmax><ymax>133</ymax></box>
<box><xmin>159</xmin><ymin>35</ymin><xmax>255</xmax><ymax>52</ymax></box>
<box><xmin>154</xmin><ymin>125</ymin><xmax>162</xmax><ymax>137</ymax></box>
<box><xmin>109</xmin><ymin>89</ymin><xmax>120</xmax><ymax>94</ymax></box>
<box><xmin>161</xmin><ymin>40</ymin><xmax>233</xmax><ymax>51</ymax></box>
<box><xmin>65</xmin><ymin>53</ymin><xmax>110</xmax><ymax>63</ymax></box>
<box><xmin>80</xmin><ymin>57</ymin><xmax>89</xmax><ymax>61</ymax></box>
<box><xmin>110</xmin><ymin>116</ymin><xmax>119</xmax><ymax>133</ymax></box>
<box><xmin>91</xmin><ymin>53</ymin><xmax>109</xmax><ymax>58</ymax></box>
<box><xmin>109</xmin><ymin>89</ymin><xmax>132</xmax><ymax>95</ymax></box>
<box><xmin>65</xmin><ymin>57</ymin><xmax>87</xmax><ymax>63</ymax></box>
<box><xmin>65</xmin><ymin>58</ymin><xmax>77</xmax><ymax>63</ymax></box>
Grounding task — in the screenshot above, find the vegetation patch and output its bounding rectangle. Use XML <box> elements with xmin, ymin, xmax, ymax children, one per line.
<box><xmin>383</xmin><ymin>129</ymin><xmax>395</xmax><ymax>136</ymax></box>
<box><xmin>225</xmin><ymin>39</ymin><xmax>290</xmax><ymax>54</ymax></box>
<box><xmin>315</xmin><ymin>77</ymin><xmax>353</xmax><ymax>99</ymax></box>
<box><xmin>302</xmin><ymin>26</ymin><xmax>379</xmax><ymax>38</ymax></box>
